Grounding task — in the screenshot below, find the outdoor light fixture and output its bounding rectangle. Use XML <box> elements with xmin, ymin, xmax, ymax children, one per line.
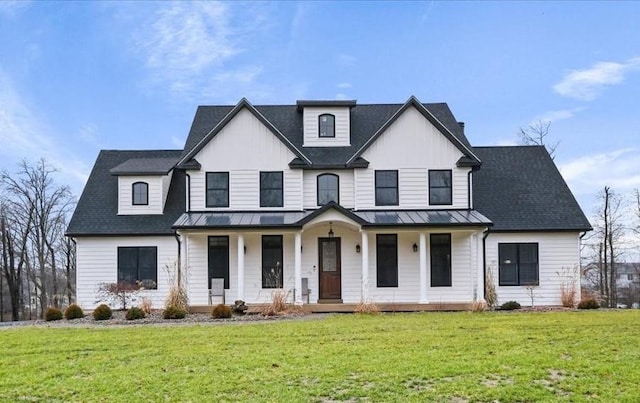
<box><xmin>328</xmin><ymin>222</ymin><xmax>334</xmax><ymax>238</ymax></box>
<box><xmin>244</xmin><ymin>246</ymin><xmax>247</xmax><ymax>254</ymax></box>
<box><xmin>356</xmin><ymin>244</ymin><xmax>361</xmax><ymax>253</ymax></box>
<box><xmin>412</xmin><ymin>243</ymin><xmax>418</xmax><ymax>252</ymax></box>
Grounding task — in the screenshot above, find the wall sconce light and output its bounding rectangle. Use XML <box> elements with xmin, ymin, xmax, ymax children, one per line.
<box><xmin>412</xmin><ymin>243</ymin><xmax>418</xmax><ymax>253</ymax></box>
<box><xmin>356</xmin><ymin>244</ymin><xmax>361</xmax><ymax>253</ymax></box>
<box><xmin>244</xmin><ymin>246</ymin><xmax>247</xmax><ymax>254</ymax></box>
<box><xmin>328</xmin><ymin>222</ymin><xmax>334</xmax><ymax>239</ymax></box>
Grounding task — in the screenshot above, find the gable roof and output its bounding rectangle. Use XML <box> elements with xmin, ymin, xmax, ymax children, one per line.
<box><xmin>179</xmin><ymin>97</ymin><xmax>476</xmax><ymax>169</ymax></box>
<box><xmin>472</xmin><ymin>146</ymin><xmax>592</xmax><ymax>232</ymax></box>
<box><xmin>66</xmin><ymin>150</ymin><xmax>185</xmax><ymax>236</ymax></box>
<box><xmin>110</xmin><ymin>156</ymin><xmax>180</xmax><ymax>176</ymax></box>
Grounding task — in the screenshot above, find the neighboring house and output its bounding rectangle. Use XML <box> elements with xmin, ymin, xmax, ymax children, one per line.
<box><xmin>582</xmin><ymin>262</ymin><xmax>640</xmax><ymax>307</ymax></box>
<box><xmin>66</xmin><ymin>96</ymin><xmax>591</xmax><ymax>310</ymax></box>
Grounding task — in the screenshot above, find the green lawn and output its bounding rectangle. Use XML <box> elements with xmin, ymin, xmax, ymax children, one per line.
<box><xmin>1</xmin><ymin>311</ymin><xmax>639</xmax><ymax>402</ymax></box>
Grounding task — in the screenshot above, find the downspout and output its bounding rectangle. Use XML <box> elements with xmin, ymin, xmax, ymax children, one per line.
<box><xmin>174</xmin><ymin>231</ymin><xmax>182</xmax><ymax>286</ymax></box>
<box><xmin>185</xmin><ymin>173</ymin><xmax>192</xmax><ymax>212</ymax></box>
<box><xmin>467</xmin><ymin>170</ymin><xmax>473</xmax><ymax>209</ymax></box>
<box><xmin>482</xmin><ymin>228</ymin><xmax>490</xmax><ymax>297</ymax></box>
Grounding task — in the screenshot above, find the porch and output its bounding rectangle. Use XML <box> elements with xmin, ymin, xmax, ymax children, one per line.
<box><xmin>189</xmin><ymin>301</ymin><xmax>473</xmax><ymax>314</ymax></box>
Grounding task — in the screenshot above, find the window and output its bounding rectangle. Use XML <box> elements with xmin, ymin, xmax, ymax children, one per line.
<box><xmin>318</xmin><ymin>114</ymin><xmax>335</xmax><ymax>138</ymax></box>
<box><xmin>376</xmin><ymin>234</ymin><xmax>398</xmax><ymax>287</ymax></box>
<box><xmin>132</xmin><ymin>182</ymin><xmax>148</xmax><ymax>206</ymax></box>
<box><xmin>430</xmin><ymin>234</ymin><xmax>451</xmax><ymax>287</ymax></box>
<box><xmin>317</xmin><ymin>173</ymin><xmax>339</xmax><ymax>205</ymax></box>
<box><xmin>206</xmin><ymin>172</ymin><xmax>229</xmax><ymax>207</ymax></box>
<box><xmin>375</xmin><ymin>170</ymin><xmax>399</xmax><ymax>206</ymax></box>
<box><xmin>117</xmin><ymin>247</ymin><xmax>157</xmax><ymax>289</ymax></box>
<box><xmin>260</xmin><ymin>171</ymin><xmax>283</xmax><ymax>207</ymax></box>
<box><xmin>498</xmin><ymin>243</ymin><xmax>539</xmax><ymax>286</ymax></box>
<box><xmin>262</xmin><ymin>235</ymin><xmax>283</xmax><ymax>288</ymax></box>
<box><xmin>429</xmin><ymin>170</ymin><xmax>452</xmax><ymax>205</ymax></box>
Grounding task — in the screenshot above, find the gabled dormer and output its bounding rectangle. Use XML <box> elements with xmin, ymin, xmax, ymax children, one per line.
<box><xmin>297</xmin><ymin>100</ymin><xmax>356</xmax><ymax>147</ymax></box>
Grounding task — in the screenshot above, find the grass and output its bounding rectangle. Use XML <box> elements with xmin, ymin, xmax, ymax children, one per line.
<box><xmin>2</xmin><ymin>311</ymin><xmax>640</xmax><ymax>401</ymax></box>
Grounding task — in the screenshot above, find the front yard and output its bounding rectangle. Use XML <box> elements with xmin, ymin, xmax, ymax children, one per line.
<box><xmin>1</xmin><ymin>310</ymin><xmax>639</xmax><ymax>401</ymax></box>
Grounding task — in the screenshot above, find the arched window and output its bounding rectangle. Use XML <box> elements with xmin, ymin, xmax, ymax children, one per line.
<box><xmin>317</xmin><ymin>173</ymin><xmax>339</xmax><ymax>205</ymax></box>
<box><xmin>318</xmin><ymin>114</ymin><xmax>335</xmax><ymax>138</ymax></box>
<box><xmin>132</xmin><ymin>182</ymin><xmax>148</xmax><ymax>206</ymax></box>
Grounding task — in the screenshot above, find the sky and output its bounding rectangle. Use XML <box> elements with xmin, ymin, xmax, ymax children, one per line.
<box><xmin>1</xmin><ymin>1</ymin><xmax>639</xmax><ymax>254</ymax></box>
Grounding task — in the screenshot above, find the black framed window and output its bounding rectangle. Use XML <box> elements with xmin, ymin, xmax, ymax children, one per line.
<box><xmin>117</xmin><ymin>247</ymin><xmax>157</xmax><ymax>289</ymax></box>
<box><xmin>206</xmin><ymin>172</ymin><xmax>229</xmax><ymax>207</ymax></box>
<box><xmin>430</xmin><ymin>234</ymin><xmax>451</xmax><ymax>287</ymax></box>
<box><xmin>375</xmin><ymin>170</ymin><xmax>399</xmax><ymax>206</ymax></box>
<box><xmin>317</xmin><ymin>173</ymin><xmax>339</xmax><ymax>205</ymax></box>
<box><xmin>429</xmin><ymin>170</ymin><xmax>452</xmax><ymax>205</ymax></box>
<box><xmin>260</xmin><ymin>171</ymin><xmax>283</xmax><ymax>207</ymax></box>
<box><xmin>208</xmin><ymin>236</ymin><xmax>229</xmax><ymax>289</ymax></box>
<box><xmin>319</xmin><ymin>114</ymin><xmax>335</xmax><ymax>138</ymax></box>
<box><xmin>132</xmin><ymin>182</ymin><xmax>148</xmax><ymax>206</ymax></box>
<box><xmin>498</xmin><ymin>243</ymin><xmax>539</xmax><ymax>286</ymax></box>
<box><xmin>262</xmin><ymin>235</ymin><xmax>283</xmax><ymax>288</ymax></box>
<box><xmin>376</xmin><ymin>234</ymin><xmax>398</xmax><ymax>287</ymax></box>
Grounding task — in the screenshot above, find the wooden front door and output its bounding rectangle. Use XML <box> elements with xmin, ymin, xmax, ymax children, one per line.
<box><xmin>319</xmin><ymin>238</ymin><xmax>341</xmax><ymax>300</ymax></box>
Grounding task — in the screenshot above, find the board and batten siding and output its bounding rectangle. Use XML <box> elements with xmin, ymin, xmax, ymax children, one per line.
<box><xmin>117</xmin><ymin>176</ymin><xmax>165</xmax><ymax>215</ymax></box>
<box><xmin>302</xmin><ymin>170</ymin><xmax>355</xmax><ymax>209</ymax></box>
<box><xmin>188</xmin><ymin>108</ymin><xmax>302</xmax><ymax>211</ymax></box>
<box><xmin>75</xmin><ymin>236</ymin><xmax>178</xmax><ymax>309</ymax></box>
<box><xmin>485</xmin><ymin>232</ymin><xmax>582</xmax><ymax>306</ymax></box>
<box><xmin>302</xmin><ymin>107</ymin><xmax>351</xmax><ymax>147</ymax></box>
<box><xmin>356</xmin><ymin>106</ymin><xmax>470</xmax><ymax>210</ymax></box>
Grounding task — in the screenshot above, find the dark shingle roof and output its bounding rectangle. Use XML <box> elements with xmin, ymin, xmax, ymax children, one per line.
<box><xmin>110</xmin><ymin>156</ymin><xmax>180</xmax><ymax>175</ymax></box>
<box><xmin>473</xmin><ymin>146</ymin><xmax>592</xmax><ymax>232</ymax></box>
<box><xmin>66</xmin><ymin>150</ymin><xmax>185</xmax><ymax>236</ymax></box>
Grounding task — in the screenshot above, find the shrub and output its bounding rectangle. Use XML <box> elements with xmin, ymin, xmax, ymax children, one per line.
<box><xmin>500</xmin><ymin>301</ymin><xmax>521</xmax><ymax>310</ymax></box>
<box><xmin>45</xmin><ymin>307</ymin><xmax>63</xmax><ymax>321</ymax></box>
<box><xmin>163</xmin><ymin>305</ymin><xmax>187</xmax><ymax>320</ymax></box>
<box><xmin>577</xmin><ymin>298</ymin><xmax>600</xmax><ymax>310</ymax></box>
<box><xmin>93</xmin><ymin>304</ymin><xmax>113</xmax><ymax>321</ymax></box>
<box><xmin>354</xmin><ymin>301</ymin><xmax>380</xmax><ymax>314</ymax></box>
<box><xmin>96</xmin><ymin>282</ymin><xmax>142</xmax><ymax>310</ymax></box>
<box><xmin>471</xmin><ymin>300</ymin><xmax>487</xmax><ymax>313</ymax></box>
<box><xmin>64</xmin><ymin>304</ymin><xmax>84</xmax><ymax>320</ymax></box>
<box><xmin>125</xmin><ymin>307</ymin><xmax>146</xmax><ymax>320</ymax></box>
<box><xmin>211</xmin><ymin>304</ymin><xmax>232</xmax><ymax>319</ymax></box>
<box><xmin>139</xmin><ymin>297</ymin><xmax>153</xmax><ymax>315</ymax></box>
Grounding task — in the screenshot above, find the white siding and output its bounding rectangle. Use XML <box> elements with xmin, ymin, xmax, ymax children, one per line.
<box><xmin>117</xmin><ymin>176</ymin><xmax>165</xmax><ymax>215</ymax></box>
<box><xmin>357</xmin><ymin>106</ymin><xmax>469</xmax><ymax>210</ymax></box>
<box><xmin>75</xmin><ymin>236</ymin><xmax>178</xmax><ymax>309</ymax></box>
<box><xmin>161</xmin><ymin>171</ymin><xmax>173</xmax><ymax>209</ymax></box>
<box><xmin>485</xmin><ymin>232</ymin><xmax>582</xmax><ymax>306</ymax></box>
<box><xmin>303</xmin><ymin>107</ymin><xmax>351</xmax><ymax>147</ymax></box>
<box><xmin>302</xmin><ymin>170</ymin><xmax>355</xmax><ymax>209</ymax></box>
<box><xmin>189</xmin><ymin>108</ymin><xmax>302</xmax><ymax>210</ymax></box>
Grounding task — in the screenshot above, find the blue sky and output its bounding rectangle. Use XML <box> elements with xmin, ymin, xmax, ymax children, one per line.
<box><xmin>1</xmin><ymin>1</ymin><xmax>639</xmax><ymax>238</ymax></box>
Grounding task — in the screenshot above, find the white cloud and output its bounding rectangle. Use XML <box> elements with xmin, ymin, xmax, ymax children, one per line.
<box><xmin>133</xmin><ymin>2</ymin><xmax>269</xmax><ymax>101</ymax></box>
<box><xmin>337</xmin><ymin>82</ymin><xmax>352</xmax><ymax>89</ymax></box>
<box><xmin>336</xmin><ymin>53</ymin><xmax>357</xmax><ymax>69</ymax></box>
<box><xmin>530</xmin><ymin>107</ymin><xmax>585</xmax><ymax>124</ymax></box>
<box><xmin>0</xmin><ymin>69</ymin><xmax>90</xmax><ymax>191</ymax></box>
<box><xmin>335</xmin><ymin>93</ymin><xmax>348</xmax><ymax>100</ymax></box>
<box><xmin>0</xmin><ymin>1</ymin><xmax>30</xmax><ymax>18</ymax></box>
<box><xmin>553</xmin><ymin>57</ymin><xmax>640</xmax><ymax>101</ymax></box>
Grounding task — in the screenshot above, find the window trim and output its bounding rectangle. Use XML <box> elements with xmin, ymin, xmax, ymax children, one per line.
<box><xmin>131</xmin><ymin>182</ymin><xmax>149</xmax><ymax>206</ymax></box>
<box><xmin>430</xmin><ymin>233</ymin><xmax>452</xmax><ymax>287</ymax></box>
<box><xmin>262</xmin><ymin>235</ymin><xmax>283</xmax><ymax>289</ymax></box>
<box><xmin>318</xmin><ymin>114</ymin><xmax>336</xmax><ymax>138</ymax></box>
<box><xmin>429</xmin><ymin>169</ymin><xmax>453</xmax><ymax>206</ymax></box>
<box><xmin>206</xmin><ymin>172</ymin><xmax>229</xmax><ymax>208</ymax></box>
<box><xmin>375</xmin><ymin>170</ymin><xmax>399</xmax><ymax>206</ymax></box>
<box><xmin>498</xmin><ymin>242</ymin><xmax>539</xmax><ymax>286</ymax></box>
<box><xmin>317</xmin><ymin>173</ymin><xmax>340</xmax><ymax>206</ymax></box>
<box><xmin>259</xmin><ymin>171</ymin><xmax>284</xmax><ymax>207</ymax></box>
<box><xmin>376</xmin><ymin>234</ymin><xmax>398</xmax><ymax>287</ymax></box>
<box><xmin>117</xmin><ymin>246</ymin><xmax>157</xmax><ymax>289</ymax></box>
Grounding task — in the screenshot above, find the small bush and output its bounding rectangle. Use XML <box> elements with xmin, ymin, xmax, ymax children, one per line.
<box><xmin>471</xmin><ymin>300</ymin><xmax>487</xmax><ymax>313</ymax></box>
<box><xmin>577</xmin><ymin>298</ymin><xmax>600</xmax><ymax>310</ymax></box>
<box><xmin>45</xmin><ymin>307</ymin><xmax>63</xmax><ymax>321</ymax></box>
<box><xmin>163</xmin><ymin>305</ymin><xmax>187</xmax><ymax>320</ymax></box>
<box><xmin>93</xmin><ymin>304</ymin><xmax>113</xmax><ymax>321</ymax></box>
<box><xmin>211</xmin><ymin>304</ymin><xmax>232</xmax><ymax>319</ymax></box>
<box><xmin>125</xmin><ymin>307</ymin><xmax>146</xmax><ymax>320</ymax></box>
<box><xmin>64</xmin><ymin>304</ymin><xmax>84</xmax><ymax>320</ymax></box>
<box><xmin>139</xmin><ymin>297</ymin><xmax>153</xmax><ymax>315</ymax></box>
<box><xmin>354</xmin><ymin>301</ymin><xmax>380</xmax><ymax>314</ymax></box>
<box><xmin>500</xmin><ymin>301</ymin><xmax>521</xmax><ymax>310</ymax></box>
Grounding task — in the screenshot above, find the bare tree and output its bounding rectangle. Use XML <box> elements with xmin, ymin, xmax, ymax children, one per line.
<box><xmin>518</xmin><ymin>120</ymin><xmax>559</xmax><ymax>159</ymax></box>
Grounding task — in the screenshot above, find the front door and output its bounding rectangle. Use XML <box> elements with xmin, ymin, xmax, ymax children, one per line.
<box><xmin>208</xmin><ymin>236</ymin><xmax>229</xmax><ymax>289</ymax></box>
<box><xmin>319</xmin><ymin>237</ymin><xmax>341</xmax><ymax>300</ymax></box>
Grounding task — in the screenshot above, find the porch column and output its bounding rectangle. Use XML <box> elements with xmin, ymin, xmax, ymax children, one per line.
<box><xmin>419</xmin><ymin>232</ymin><xmax>428</xmax><ymax>303</ymax></box>
<box><xmin>237</xmin><ymin>234</ymin><xmax>245</xmax><ymax>301</ymax></box>
<box><xmin>361</xmin><ymin>231</ymin><xmax>369</xmax><ymax>302</ymax></box>
<box><xmin>294</xmin><ymin>232</ymin><xmax>303</xmax><ymax>305</ymax></box>
<box><xmin>476</xmin><ymin>232</ymin><xmax>485</xmax><ymax>301</ymax></box>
